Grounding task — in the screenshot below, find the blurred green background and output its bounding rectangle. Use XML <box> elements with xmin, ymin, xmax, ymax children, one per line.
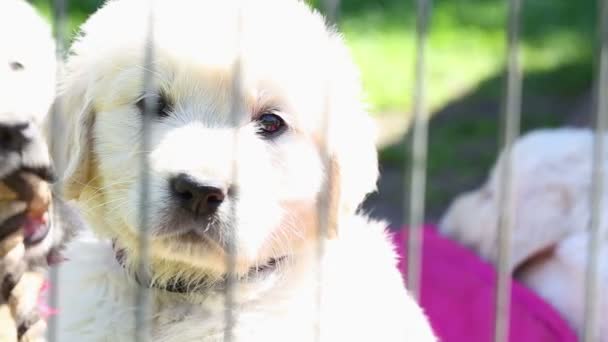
<box><xmin>30</xmin><ymin>0</ymin><xmax>599</xmax><ymax>224</ymax></box>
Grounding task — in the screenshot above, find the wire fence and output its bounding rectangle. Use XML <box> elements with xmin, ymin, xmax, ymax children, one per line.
<box><xmin>493</xmin><ymin>0</ymin><xmax>522</xmax><ymax>340</ymax></box>
<box><xmin>39</xmin><ymin>0</ymin><xmax>608</xmax><ymax>341</ymax></box>
<box><xmin>48</xmin><ymin>1</ymin><xmax>67</xmax><ymax>340</ymax></box>
<box><xmin>583</xmin><ymin>0</ymin><xmax>608</xmax><ymax>340</ymax></box>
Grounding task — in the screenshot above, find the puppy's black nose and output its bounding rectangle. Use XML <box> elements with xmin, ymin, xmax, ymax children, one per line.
<box><xmin>0</xmin><ymin>122</ymin><xmax>29</xmax><ymax>152</ymax></box>
<box><xmin>170</xmin><ymin>174</ymin><xmax>225</xmax><ymax>217</ymax></box>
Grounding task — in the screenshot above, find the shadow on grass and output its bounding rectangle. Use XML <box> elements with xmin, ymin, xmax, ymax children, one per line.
<box><xmin>364</xmin><ymin>58</ymin><xmax>594</xmax><ymax>227</ymax></box>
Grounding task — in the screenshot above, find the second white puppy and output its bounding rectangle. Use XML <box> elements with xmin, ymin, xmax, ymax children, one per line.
<box><xmin>440</xmin><ymin>127</ymin><xmax>608</xmax><ymax>339</ymax></box>
<box><xmin>55</xmin><ymin>0</ymin><xmax>436</xmax><ymax>341</ymax></box>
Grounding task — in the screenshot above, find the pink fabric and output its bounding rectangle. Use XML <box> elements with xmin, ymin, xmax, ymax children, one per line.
<box><xmin>38</xmin><ymin>280</ymin><xmax>58</xmax><ymax>319</ymax></box>
<box><xmin>391</xmin><ymin>226</ymin><xmax>577</xmax><ymax>342</ymax></box>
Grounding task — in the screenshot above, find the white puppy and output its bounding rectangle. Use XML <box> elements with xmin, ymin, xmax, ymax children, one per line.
<box><xmin>55</xmin><ymin>0</ymin><xmax>436</xmax><ymax>341</ymax></box>
<box><xmin>0</xmin><ymin>0</ymin><xmax>76</xmax><ymax>282</ymax></box>
<box><xmin>517</xmin><ymin>230</ymin><xmax>608</xmax><ymax>340</ymax></box>
<box><xmin>0</xmin><ymin>1</ymin><xmax>83</xmax><ymax>340</ymax></box>
<box><xmin>440</xmin><ymin>128</ymin><xmax>608</xmax><ymax>339</ymax></box>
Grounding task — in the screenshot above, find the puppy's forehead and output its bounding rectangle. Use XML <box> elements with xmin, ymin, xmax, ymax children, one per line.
<box><xmin>0</xmin><ymin>0</ymin><xmax>56</xmax><ymax>123</ymax></box>
<box><xmin>0</xmin><ymin>0</ymin><xmax>55</xmax><ymax>63</ymax></box>
<box><xmin>78</xmin><ymin>0</ymin><xmax>337</xmax><ymax>118</ymax></box>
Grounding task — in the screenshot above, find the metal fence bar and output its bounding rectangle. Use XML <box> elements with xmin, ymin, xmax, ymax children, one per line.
<box><xmin>48</xmin><ymin>0</ymin><xmax>68</xmax><ymax>341</ymax></box>
<box><xmin>582</xmin><ymin>0</ymin><xmax>608</xmax><ymax>340</ymax></box>
<box><xmin>313</xmin><ymin>95</ymin><xmax>333</xmax><ymax>342</ymax></box>
<box><xmin>223</xmin><ymin>6</ymin><xmax>246</xmax><ymax>342</ymax></box>
<box><xmin>405</xmin><ymin>0</ymin><xmax>431</xmax><ymax>300</ymax></box>
<box><xmin>493</xmin><ymin>0</ymin><xmax>523</xmax><ymax>340</ymax></box>
<box><xmin>135</xmin><ymin>2</ymin><xmax>157</xmax><ymax>341</ymax></box>
<box><xmin>322</xmin><ymin>0</ymin><xmax>340</xmax><ymax>25</ymax></box>
<box><xmin>315</xmin><ymin>2</ymin><xmax>340</xmax><ymax>341</ymax></box>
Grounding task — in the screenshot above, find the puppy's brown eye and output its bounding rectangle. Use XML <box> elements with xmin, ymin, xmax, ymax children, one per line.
<box><xmin>136</xmin><ymin>93</ymin><xmax>171</xmax><ymax>118</ymax></box>
<box><xmin>256</xmin><ymin>113</ymin><xmax>286</xmax><ymax>137</ymax></box>
<box><xmin>9</xmin><ymin>61</ymin><xmax>24</xmax><ymax>71</ymax></box>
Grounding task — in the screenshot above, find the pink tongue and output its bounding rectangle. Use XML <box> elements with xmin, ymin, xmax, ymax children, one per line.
<box><xmin>23</xmin><ymin>216</ymin><xmax>46</xmax><ymax>239</ymax></box>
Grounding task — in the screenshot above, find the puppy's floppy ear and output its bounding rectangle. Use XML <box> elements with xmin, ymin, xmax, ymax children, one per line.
<box><xmin>323</xmin><ymin>34</ymin><xmax>380</xmax><ymax>237</ymax></box>
<box><xmin>328</xmin><ymin>106</ymin><xmax>379</xmax><ymax>218</ymax></box>
<box><xmin>53</xmin><ymin>60</ymin><xmax>96</xmax><ymax>201</ymax></box>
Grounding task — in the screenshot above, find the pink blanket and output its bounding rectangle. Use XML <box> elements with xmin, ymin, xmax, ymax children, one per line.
<box><xmin>391</xmin><ymin>226</ymin><xmax>577</xmax><ymax>341</ymax></box>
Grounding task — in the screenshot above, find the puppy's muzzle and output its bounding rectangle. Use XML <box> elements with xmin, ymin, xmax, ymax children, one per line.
<box><xmin>170</xmin><ymin>174</ymin><xmax>226</xmax><ymax>218</ymax></box>
<box><xmin>0</xmin><ymin>117</ymin><xmax>53</xmax><ymax>181</ymax></box>
<box><xmin>0</xmin><ymin>117</ymin><xmax>54</xmax><ymax>246</ymax></box>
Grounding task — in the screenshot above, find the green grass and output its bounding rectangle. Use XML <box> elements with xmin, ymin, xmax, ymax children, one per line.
<box><xmin>30</xmin><ymin>0</ymin><xmax>100</xmax><ymax>39</ymax></box>
<box><xmin>379</xmin><ymin>107</ymin><xmax>567</xmax><ymax>216</ymax></box>
<box><xmin>337</xmin><ymin>0</ymin><xmax>595</xmax><ymax>114</ymax></box>
<box><xmin>335</xmin><ymin>0</ymin><xmax>597</xmax><ymax>214</ymax></box>
<box><xmin>31</xmin><ymin>0</ymin><xmax>596</xmax><ymax>114</ymax></box>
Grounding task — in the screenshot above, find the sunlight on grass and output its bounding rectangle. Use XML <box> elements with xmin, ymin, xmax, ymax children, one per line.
<box><xmin>340</xmin><ymin>1</ymin><xmax>593</xmax><ymax>115</ymax></box>
<box><xmin>30</xmin><ymin>0</ymin><xmax>594</xmax><ymax>117</ymax></box>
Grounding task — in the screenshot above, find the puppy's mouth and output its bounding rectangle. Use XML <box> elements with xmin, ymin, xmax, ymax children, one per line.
<box><xmin>22</xmin><ymin>213</ymin><xmax>51</xmax><ymax>245</ymax></box>
<box><xmin>0</xmin><ymin>212</ymin><xmax>50</xmax><ymax>245</ymax></box>
<box><xmin>247</xmin><ymin>255</ymin><xmax>288</xmax><ymax>276</ymax></box>
<box><xmin>169</xmin><ymin>254</ymin><xmax>289</xmax><ymax>294</ymax></box>
<box><xmin>0</xmin><ymin>171</ymin><xmax>53</xmax><ymax>247</ymax></box>
<box><xmin>112</xmin><ymin>238</ymin><xmax>288</xmax><ymax>294</ymax></box>
<box><xmin>157</xmin><ymin>207</ymin><xmax>226</xmax><ymax>240</ymax></box>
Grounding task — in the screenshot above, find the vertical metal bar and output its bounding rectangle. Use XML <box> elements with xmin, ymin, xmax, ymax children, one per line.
<box><xmin>582</xmin><ymin>0</ymin><xmax>608</xmax><ymax>340</ymax></box>
<box><xmin>223</xmin><ymin>7</ymin><xmax>245</xmax><ymax>342</ymax></box>
<box><xmin>405</xmin><ymin>0</ymin><xmax>431</xmax><ymax>301</ymax></box>
<box><xmin>135</xmin><ymin>2</ymin><xmax>156</xmax><ymax>341</ymax></box>
<box><xmin>493</xmin><ymin>0</ymin><xmax>523</xmax><ymax>341</ymax></box>
<box><xmin>315</xmin><ymin>2</ymin><xmax>340</xmax><ymax>341</ymax></box>
<box><xmin>313</xmin><ymin>92</ymin><xmax>333</xmax><ymax>342</ymax></box>
<box><xmin>49</xmin><ymin>0</ymin><xmax>68</xmax><ymax>166</ymax></box>
<box><xmin>48</xmin><ymin>1</ymin><xmax>68</xmax><ymax>341</ymax></box>
<box><xmin>322</xmin><ymin>0</ymin><xmax>340</xmax><ymax>25</ymax></box>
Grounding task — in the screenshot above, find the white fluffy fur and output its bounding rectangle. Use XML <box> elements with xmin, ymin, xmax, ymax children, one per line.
<box><xmin>439</xmin><ymin>128</ymin><xmax>608</xmax><ymax>338</ymax></box>
<box><xmin>0</xmin><ymin>0</ymin><xmax>66</xmax><ymax>260</ymax></box>
<box><xmin>55</xmin><ymin>0</ymin><xmax>436</xmax><ymax>340</ymax></box>
<box><xmin>0</xmin><ymin>0</ymin><xmax>56</xmax><ymax>126</ymax></box>
<box><xmin>57</xmin><ymin>216</ymin><xmax>435</xmax><ymax>341</ymax></box>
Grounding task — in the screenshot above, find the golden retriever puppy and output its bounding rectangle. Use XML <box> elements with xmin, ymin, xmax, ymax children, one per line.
<box><xmin>54</xmin><ymin>0</ymin><xmax>436</xmax><ymax>340</ymax></box>
<box><xmin>439</xmin><ymin>128</ymin><xmax>608</xmax><ymax>339</ymax></box>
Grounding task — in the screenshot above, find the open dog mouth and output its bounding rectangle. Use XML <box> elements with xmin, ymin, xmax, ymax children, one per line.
<box><xmin>0</xmin><ymin>170</ymin><xmax>52</xmax><ymax>246</ymax></box>
<box><xmin>22</xmin><ymin>212</ymin><xmax>50</xmax><ymax>245</ymax></box>
<box><xmin>240</xmin><ymin>255</ymin><xmax>288</xmax><ymax>282</ymax></box>
<box><xmin>112</xmin><ymin>237</ymin><xmax>289</xmax><ymax>294</ymax></box>
<box><xmin>248</xmin><ymin>255</ymin><xmax>287</xmax><ymax>276</ymax></box>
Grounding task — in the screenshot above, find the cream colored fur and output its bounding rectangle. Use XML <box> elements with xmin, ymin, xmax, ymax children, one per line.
<box><xmin>0</xmin><ymin>0</ymin><xmax>65</xmax><ymax>263</ymax></box>
<box><xmin>54</xmin><ymin>0</ymin><xmax>436</xmax><ymax>340</ymax></box>
<box><xmin>57</xmin><ymin>215</ymin><xmax>435</xmax><ymax>341</ymax></box>
<box><xmin>0</xmin><ymin>0</ymin><xmax>56</xmax><ymax>127</ymax></box>
<box><xmin>440</xmin><ymin>128</ymin><xmax>608</xmax><ymax>339</ymax></box>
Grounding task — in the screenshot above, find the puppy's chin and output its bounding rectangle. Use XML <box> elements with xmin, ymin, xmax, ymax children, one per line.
<box><xmin>113</xmin><ymin>223</ymin><xmax>285</xmax><ymax>284</ymax></box>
